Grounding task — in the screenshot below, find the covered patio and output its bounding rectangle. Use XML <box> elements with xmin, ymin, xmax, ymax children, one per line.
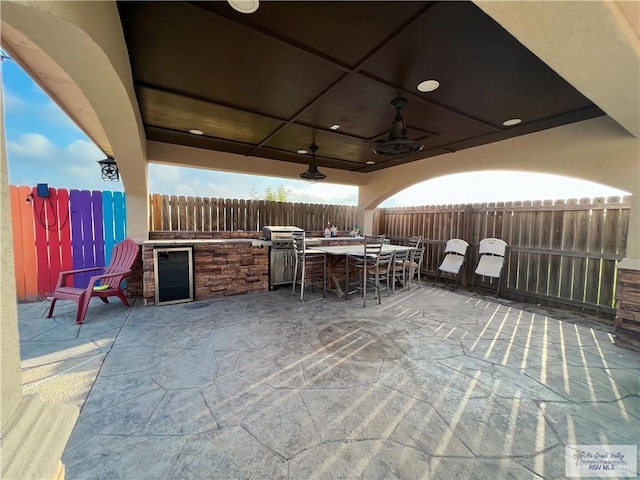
<box><xmin>2</xmin><ymin>1</ymin><xmax>639</xmax><ymax>478</ymax></box>
<box><xmin>19</xmin><ymin>287</ymin><xmax>639</xmax><ymax>479</ymax></box>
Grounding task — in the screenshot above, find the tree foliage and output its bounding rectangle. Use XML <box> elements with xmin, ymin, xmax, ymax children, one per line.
<box><xmin>249</xmin><ymin>185</ymin><xmax>291</xmax><ymax>202</ymax></box>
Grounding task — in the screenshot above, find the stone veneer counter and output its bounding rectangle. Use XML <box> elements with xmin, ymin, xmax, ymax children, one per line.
<box><xmin>142</xmin><ymin>239</ymin><xmax>269</xmax><ymax>306</ymax></box>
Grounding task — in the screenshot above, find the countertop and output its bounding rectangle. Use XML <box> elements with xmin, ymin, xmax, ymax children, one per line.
<box><xmin>306</xmin><ymin>236</ymin><xmax>363</xmax><ymax>242</ymax></box>
<box><xmin>143</xmin><ymin>236</ymin><xmax>363</xmax><ymax>248</ymax></box>
<box><xmin>143</xmin><ymin>239</ymin><xmax>269</xmax><ymax>247</ymax></box>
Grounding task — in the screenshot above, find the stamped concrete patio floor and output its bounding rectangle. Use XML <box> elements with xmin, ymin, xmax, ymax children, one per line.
<box><xmin>24</xmin><ymin>286</ymin><xmax>639</xmax><ymax>479</ymax></box>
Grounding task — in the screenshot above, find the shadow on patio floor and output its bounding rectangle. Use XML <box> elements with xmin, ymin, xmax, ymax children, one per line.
<box><xmin>19</xmin><ymin>286</ymin><xmax>640</xmax><ymax>479</ymax></box>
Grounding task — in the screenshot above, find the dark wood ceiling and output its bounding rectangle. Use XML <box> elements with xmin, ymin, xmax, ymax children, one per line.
<box><xmin>117</xmin><ymin>1</ymin><xmax>604</xmax><ymax>174</ymax></box>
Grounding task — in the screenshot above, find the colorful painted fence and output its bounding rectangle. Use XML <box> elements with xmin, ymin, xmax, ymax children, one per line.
<box><xmin>10</xmin><ymin>186</ymin><xmax>126</xmax><ymax>301</ymax></box>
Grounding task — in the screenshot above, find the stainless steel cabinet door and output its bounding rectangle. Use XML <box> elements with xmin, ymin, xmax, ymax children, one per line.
<box><xmin>270</xmin><ymin>249</ymin><xmax>295</xmax><ymax>287</ymax></box>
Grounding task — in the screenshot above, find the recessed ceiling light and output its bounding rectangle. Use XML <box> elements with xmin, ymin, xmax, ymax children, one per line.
<box><xmin>366</xmin><ymin>161</ymin><xmax>375</xmax><ymax>165</ymax></box>
<box><xmin>188</xmin><ymin>129</ymin><xmax>204</xmax><ymax>135</ymax></box>
<box><xmin>228</xmin><ymin>0</ymin><xmax>259</xmax><ymax>14</ymax></box>
<box><xmin>502</xmin><ymin>118</ymin><xmax>522</xmax><ymax>126</ymax></box>
<box><xmin>297</xmin><ymin>149</ymin><xmax>308</xmax><ymax>154</ymax></box>
<box><xmin>417</xmin><ymin>80</ymin><xmax>440</xmax><ymax>92</ymax></box>
<box><xmin>330</xmin><ymin>124</ymin><xmax>340</xmax><ymax>131</ymax></box>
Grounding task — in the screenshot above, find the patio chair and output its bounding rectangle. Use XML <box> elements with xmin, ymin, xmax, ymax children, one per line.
<box><xmin>434</xmin><ymin>238</ymin><xmax>469</xmax><ymax>291</ymax></box>
<box><xmin>391</xmin><ymin>249</ymin><xmax>410</xmax><ymax>293</ymax></box>
<box><xmin>404</xmin><ymin>247</ymin><xmax>425</xmax><ymax>290</ymax></box>
<box><xmin>292</xmin><ymin>231</ymin><xmax>326</xmax><ymax>301</ymax></box>
<box><xmin>365</xmin><ymin>249</ymin><xmax>394</xmax><ymax>304</ymax></box>
<box><xmin>346</xmin><ymin>234</ymin><xmax>384</xmax><ymax>307</ymax></box>
<box><xmin>47</xmin><ymin>238</ymin><xmax>139</xmax><ymax>324</ymax></box>
<box><xmin>407</xmin><ymin>235</ymin><xmax>423</xmax><ymax>248</ymax></box>
<box><xmin>472</xmin><ymin>238</ymin><xmax>508</xmax><ymax>297</ymax></box>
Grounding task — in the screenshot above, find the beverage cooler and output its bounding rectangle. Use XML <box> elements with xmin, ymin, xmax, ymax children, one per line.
<box><xmin>153</xmin><ymin>247</ymin><xmax>194</xmax><ymax>305</ymax></box>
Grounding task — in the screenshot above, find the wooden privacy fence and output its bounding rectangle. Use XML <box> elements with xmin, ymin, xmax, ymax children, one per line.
<box><xmin>10</xmin><ymin>186</ymin><xmax>127</xmax><ymax>301</ymax></box>
<box><xmin>377</xmin><ymin>196</ymin><xmax>631</xmax><ymax>313</ymax></box>
<box><xmin>12</xmin><ymin>186</ymin><xmax>631</xmax><ymax>313</ymax></box>
<box><xmin>148</xmin><ymin>193</ymin><xmax>358</xmax><ymax>232</ymax></box>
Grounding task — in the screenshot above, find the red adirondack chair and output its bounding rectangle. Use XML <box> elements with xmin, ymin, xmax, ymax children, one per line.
<box><xmin>47</xmin><ymin>238</ymin><xmax>139</xmax><ymax>324</ymax></box>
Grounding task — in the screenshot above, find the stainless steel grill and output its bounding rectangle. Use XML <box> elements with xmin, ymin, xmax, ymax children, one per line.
<box><xmin>262</xmin><ymin>226</ymin><xmax>303</xmax><ymax>249</ymax></box>
<box><xmin>262</xmin><ymin>226</ymin><xmax>302</xmax><ymax>288</ymax></box>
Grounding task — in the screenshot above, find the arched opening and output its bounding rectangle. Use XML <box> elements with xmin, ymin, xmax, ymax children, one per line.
<box><xmin>2</xmin><ymin>0</ymin><xmax>148</xmax><ymax>238</ymax></box>
<box><xmin>380</xmin><ymin>171</ymin><xmax>630</xmax><ymax>207</ymax></box>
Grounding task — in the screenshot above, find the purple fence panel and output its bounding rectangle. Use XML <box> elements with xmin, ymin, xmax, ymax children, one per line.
<box><xmin>92</xmin><ymin>191</ymin><xmax>105</xmax><ymax>268</ymax></box>
<box><xmin>77</xmin><ymin>190</ymin><xmax>95</xmax><ymax>287</ymax></box>
<box><xmin>70</xmin><ymin>189</ymin><xmax>85</xmax><ymax>287</ymax></box>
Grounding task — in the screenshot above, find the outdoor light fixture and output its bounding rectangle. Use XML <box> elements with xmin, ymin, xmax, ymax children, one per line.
<box><xmin>299</xmin><ymin>143</ymin><xmax>327</xmax><ymax>182</ymax></box>
<box><xmin>228</xmin><ymin>0</ymin><xmax>259</xmax><ymax>14</ymax></box>
<box><xmin>373</xmin><ymin>98</ymin><xmax>424</xmax><ymax>159</ymax></box>
<box><xmin>97</xmin><ymin>156</ymin><xmax>120</xmax><ymax>182</ymax></box>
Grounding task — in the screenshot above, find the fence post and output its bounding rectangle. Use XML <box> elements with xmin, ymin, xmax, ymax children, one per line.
<box><xmin>462</xmin><ymin>204</ymin><xmax>473</xmax><ymax>288</ymax></box>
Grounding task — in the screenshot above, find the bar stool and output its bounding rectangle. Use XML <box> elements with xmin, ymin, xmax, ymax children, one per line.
<box><xmin>345</xmin><ymin>234</ymin><xmax>384</xmax><ymax>307</ymax></box>
<box><xmin>292</xmin><ymin>231</ymin><xmax>326</xmax><ymax>301</ymax></box>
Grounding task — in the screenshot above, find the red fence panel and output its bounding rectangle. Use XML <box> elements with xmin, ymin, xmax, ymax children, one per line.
<box><xmin>32</xmin><ymin>186</ymin><xmax>51</xmax><ymax>297</ymax></box>
<box><xmin>58</xmin><ymin>188</ymin><xmax>73</xmax><ymax>277</ymax></box>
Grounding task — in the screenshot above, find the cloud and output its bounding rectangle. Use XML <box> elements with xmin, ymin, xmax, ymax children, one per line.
<box><xmin>288</xmin><ymin>183</ymin><xmax>358</xmax><ymax>205</ymax></box>
<box><xmin>7</xmin><ymin>133</ymin><xmax>55</xmax><ymax>157</ymax></box>
<box><xmin>150</xmin><ymin>164</ymin><xmax>184</xmax><ymax>183</ymax></box>
<box><xmin>65</xmin><ymin>138</ymin><xmax>104</xmax><ymax>159</ymax></box>
<box><xmin>7</xmin><ymin>134</ymin><xmax>116</xmax><ymax>191</ymax></box>
<box><xmin>2</xmin><ymin>91</ymin><xmax>26</xmax><ymax>111</ymax></box>
<box><xmin>2</xmin><ymin>86</ymin><xmax>74</xmax><ymax>127</ymax></box>
<box><xmin>40</xmin><ymin>101</ymin><xmax>78</xmax><ymax>129</ymax></box>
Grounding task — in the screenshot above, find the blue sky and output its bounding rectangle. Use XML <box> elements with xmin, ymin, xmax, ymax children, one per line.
<box><xmin>2</xmin><ymin>56</ymin><xmax>628</xmax><ymax>206</ymax></box>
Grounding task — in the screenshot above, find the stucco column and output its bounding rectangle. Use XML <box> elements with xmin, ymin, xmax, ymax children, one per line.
<box><xmin>124</xmin><ymin>188</ymin><xmax>149</xmax><ymax>242</ymax></box>
<box><xmin>0</xmin><ymin>73</ymin><xmax>23</xmax><ymax>443</ymax></box>
<box><xmin>619</xmin><ymin>192</ymin><xmax>640</xmax><ymax>269</ymax></box>
<box><xmin>357</xmin><ymin>187</ymin><xmax>376</xmax><ymax>236</ymax></box>
<box><xmin>614</xmin><ymin>191</ymin><xmax>640</xmax><ymax>349</ymax></box>
<box><xmin>0</xmin><ymin>76</ymin><xmax>78</xmax><ymax>480</ymax></box>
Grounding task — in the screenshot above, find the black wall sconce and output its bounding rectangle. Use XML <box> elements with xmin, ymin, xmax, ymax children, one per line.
<box><xmin>97</xmin><ymin>156</ymin><xmax>120</xmax><ymax>181</ymax></box>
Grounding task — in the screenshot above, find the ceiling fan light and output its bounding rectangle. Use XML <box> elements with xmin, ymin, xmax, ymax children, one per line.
<box><xmin>299</xmin><ymin>143</ymin><xmax>327</xmax><ymax>182</ymax></box>
<box><xmin>374</xmin><ymin>139</ymin><xmax>423</xmax><ymax>157</ymax></box>
<box><xmin>299</xmin><ymin>169</ymin><xmax>327</xmax><ymax>182</ymax></box>
<box><xmin>373</xmin><ymin>98</ymin><xmax>424</xmax><ymax>159</ymax></box>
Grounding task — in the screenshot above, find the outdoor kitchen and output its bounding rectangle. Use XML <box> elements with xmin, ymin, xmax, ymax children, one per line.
<box><xmin>141</xmin><ymin>227</ymin><xmax>364</xmax><ymax>306</ymax></box>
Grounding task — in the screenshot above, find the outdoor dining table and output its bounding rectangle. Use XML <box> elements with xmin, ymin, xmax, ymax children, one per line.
<box><xmin>311</xmin><ymin>244</ymin><xmax>413</xmax><ymax>298</ymax></box>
